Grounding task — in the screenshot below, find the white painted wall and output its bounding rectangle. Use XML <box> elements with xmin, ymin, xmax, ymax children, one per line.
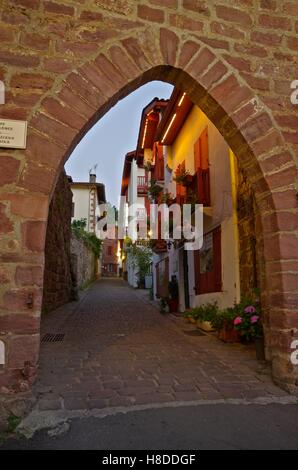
<box><xmin>71</xmin><ymin>187</ymin><xmax>90</xmax><ymax>224</ymax></box>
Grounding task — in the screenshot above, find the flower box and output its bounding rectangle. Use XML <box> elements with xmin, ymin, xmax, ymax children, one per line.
<box><xmin>218</xmin><ymin>325</ymin><xmax>241</xmax><ymax>343</ymax></box>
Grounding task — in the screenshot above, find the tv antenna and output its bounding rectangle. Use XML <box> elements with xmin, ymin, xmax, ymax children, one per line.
<box><xmin>89</xmin><ymin>163</ymin><xmax>98</xmax><ymax>175</ymax></box>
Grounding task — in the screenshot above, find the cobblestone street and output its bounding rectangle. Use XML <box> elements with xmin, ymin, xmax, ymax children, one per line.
<box><xmin>34</xmin><ymin>279</ymin><xmax>288</xmax><ymax>412</ymax></box>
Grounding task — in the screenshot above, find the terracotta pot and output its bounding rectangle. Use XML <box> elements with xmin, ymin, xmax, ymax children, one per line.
<box><xmin>196</xmin><ymin>320</ymin><xmax>214</xmax><ymax>332</ymax></box>
<box><xmin>168</xmin><ymin>298</ymin><xmax>179</xmax><ymax>313</ymax></box>
<box><xmin>218</xmin><ymin>326</ymin><xmax>241</xmax><ymax>343</ymax></box>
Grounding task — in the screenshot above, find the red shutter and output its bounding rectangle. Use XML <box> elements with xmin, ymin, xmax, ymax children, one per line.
<box><xmin>197</xmin><ymin>168</ymin><xmax>210</xmax><ymax>206</ymax></box>
<box><xmin>157</xmin><ymin>144</ymin><xmax>164</xmax><ymax>181</ymax></box>
<box><xmin>200</xmin><ymin>127</ymin><xmax>209</xmax><ymax>170</ymax></box>
<box><xmin>213</xmin><ymin>226</ymin><xmax>222</xmax><ymax>292</ymax></box>
<box><xmin>156</xmin><ymin>264</ymin><xmax>160</xmax><ymax>298</ymax></box>
<box><xmin>193</xmin><ymin>249</ymin><xmax>200</xmax><ymax>294</ymax></box>
<box><xmin>165</xmin><ymin>257</ymin><xmax>169</xmax><ymax>296</ymax></box>
<box><xmin>194</xmin><ymin>137</ymin><xmax>201</xmax><ymax>171</ymax></box>
<box><xmin>195</xmin><ymin>127</ymin><xmax>210</xmax><ymax>206</ymax></box>
<box><xmin>145</xmin><ymin>196</ymin><xmax>150</xmax><ymax>220</ymax></box>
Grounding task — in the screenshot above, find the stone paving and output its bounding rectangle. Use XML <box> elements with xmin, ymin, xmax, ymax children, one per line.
<box><xmin>35</xmin><ymin>279</ymin><xmax>288</xmax><ymax>412</ymax></box>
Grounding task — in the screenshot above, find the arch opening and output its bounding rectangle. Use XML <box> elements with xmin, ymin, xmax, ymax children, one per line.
<box><xmin>0</xmin><ymin>59</ymin><xmax>297</xmax><ymax>400</ymax></box>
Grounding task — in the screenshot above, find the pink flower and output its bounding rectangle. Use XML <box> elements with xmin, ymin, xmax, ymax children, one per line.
<box><xmin>244</xmin><ymin>305</ymin><xmax>256</xmax><ymax>314</ymax></box>
<box><xmin>234</xmin><ymin>316</ymin><xmax>242</xmax><ymax>325</ymax></box>
<box><xmin>251</xmin><ymin>315</ymin><xmax>259</xmax><ymax>324</ymax></box>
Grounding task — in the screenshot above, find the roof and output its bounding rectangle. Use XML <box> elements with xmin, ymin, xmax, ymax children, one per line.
<box><xmin>70</xmin><ymin>181</ymin><xmax>106</xmax><ymax>204</ymax></box>
<box><xmin>155</xmin><ymin>88</ymin><xmax>193</xmax><ymax>145</ymax></box>
<box><xmin>120</xmin><ymin>151</ymin><xmax>135</xmax><ymax>196</ymax></box>
<box><xmin>136</xmin><ymin>97</ymin><xmax>168</xmax><ymax>153</ymax></box>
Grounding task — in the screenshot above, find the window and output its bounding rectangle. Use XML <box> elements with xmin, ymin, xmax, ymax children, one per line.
<box><xmin>71</xmin><ymin>202</ymin><xmax>75</xmax><ymax>217</ymax></box>
<box><xmin>194</xmin><ymin>226</ymin><xmax>221</xmax><ymax>294</ymax></box>
<box><xmin>194</xmin><ymin>127</ymin><xmax>210</xmax><ymax>206</ymax></box>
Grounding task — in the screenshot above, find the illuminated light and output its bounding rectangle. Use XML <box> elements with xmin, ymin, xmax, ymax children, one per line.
<box><xmin>177</xmin><ymin>92</ymin><xmax>186</xmax><ymax>107</ymax></box>
<box><xmin>148</xmin><ymin>229</ymin><xmax>153</xmax><ymax>238</ymax></box>
<box><xmin>141</xmin><ymin>119</ymin><xmax>148</xmax><ymax>148</ymax></box>
<box><xmin>161</xmin><ymin>113</ymin><xmax>176</xmax><ymax>143</ymax></box>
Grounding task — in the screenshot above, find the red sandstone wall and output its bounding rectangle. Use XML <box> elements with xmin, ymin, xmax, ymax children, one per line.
<box><xmin>42</xmin><ymin>171</ymin><xmax>73</xmax><ymax>313</ymax></box>
<box><xmin>0</xmin><ymin>0</ymin><xmax>297</xmax><ymax>394</ymax></box>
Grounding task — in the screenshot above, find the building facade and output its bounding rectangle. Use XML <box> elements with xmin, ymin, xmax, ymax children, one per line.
<box><xmin>70</xmin><ymin>173</ymin><xmax>106</xmax><ymax>236</ymax></box>
<box><xmin>121</xmin><ymin>88</ymin><xmax>259</xmax><ymax>315</ymax></box>
<box><xmin>151</xmin><ymin>89</ymin><xmax>242</xmax><ymax>312</ymax></box>
<box><xmin>101</xmin><ymin>238</ymin><xmax>119</xmax><ymax>277</ymax></box>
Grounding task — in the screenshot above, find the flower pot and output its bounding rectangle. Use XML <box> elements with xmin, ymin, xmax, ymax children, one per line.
<box><xmin>168</xmin><ymin>298</ymin><xmax>179</xmax><ymax>313</ymax></box>
<box><xmin>184</xmin><ymin>174</ymin><xmax>194</xmax><ymax>186</ymax></box>
<box><xmin>218</xmin><ymin>326</ymin><xmax>241</xmax><ymax>343</ymax></box>
<box><xmin>255</xmin><ymin>336</ymin><xmax>265</xmax><ymax>361</ymax></box>
<box><xmin>196</xmin><ymin>320</ymin><xmax>214</xmax><ymax>332</ymax></box>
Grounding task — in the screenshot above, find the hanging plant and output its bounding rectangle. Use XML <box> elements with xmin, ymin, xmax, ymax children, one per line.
<box><xmin>143</xmin><ymin>160</ymin><xmax>153</xmax><ymax>171</ymax></box>
<box><xmin>160</xmin><ymin>190</ymin><xmax>175</xmax><ymax>205</ymax></box>
<box><xmin>148</xmin><ymin>178</ymin><xmax>163</xmax><ymax>201</ymax></box>
<box><xmin>174</xmin><ymin>165</ymin><xmax>191</xmax><ymax>185</ymax></box>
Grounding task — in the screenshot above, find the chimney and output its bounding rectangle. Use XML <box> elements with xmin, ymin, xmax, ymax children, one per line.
<box><xmin>89</xmin><ymin>173</ymin><xmax>96</xmax><ymax>183</ymax></box>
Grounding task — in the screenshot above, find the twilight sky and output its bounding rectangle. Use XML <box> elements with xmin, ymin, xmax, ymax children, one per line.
<box><xmin>65</xmin><ymin>81</ymin><xmax>173</xmax><ymax>207</ymax></box>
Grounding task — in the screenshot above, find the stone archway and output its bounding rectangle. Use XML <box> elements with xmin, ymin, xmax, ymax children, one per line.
<box><xmin>0</xmin><ymin>4</ymin><xmax>297</xmax><ymax>396</ymax></box>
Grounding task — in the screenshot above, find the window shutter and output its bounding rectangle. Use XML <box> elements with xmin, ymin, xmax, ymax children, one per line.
<box><xmin>196</xmin><ymin>127</ymin><xmax>210</xmax><ymax>206</ymax></box>
<box><xmin>145</xmin><ymin>197</ymin><xmax>150</xmax><ymax>218</ymax></box>
<box><xmin>157</xmin><ymin>144</ymin><xmax>164</xmax><ymax>180</ymax></box>
<box><xmin>200</xmin><ymin>127</ymin><xmax>209</xmax><ymax>170</ymax></box>
<box><xmin>193</xmin><ymin>249</ymin><xmax>200</xmax><ymax>295</ymax></box>
<box><xmin>194</xmin><ymin>137</ymin><xmax>201</xmax><ymax>171</ymax></box>
<box><xmin>213</xmin><ymin>226</ymin><xmax>222</xmax><ymax>292</ymax></box>
<box><xmin>156</xmin><ymin>264</ymin><xmax>160</xmax><ymax>298</ymax></box>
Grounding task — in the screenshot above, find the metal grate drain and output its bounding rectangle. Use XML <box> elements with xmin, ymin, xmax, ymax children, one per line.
<box><xmin>42</xmin><ymin>333</ymin><xmax>65</xmax><ymax>343</ymax></box>
<box><xmin>183</xmin><ymin>329</ymin><xmax>205</xmax><ymax>336</ymax></box>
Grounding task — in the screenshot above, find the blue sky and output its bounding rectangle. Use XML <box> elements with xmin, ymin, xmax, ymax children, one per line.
<box><xmin>65</xmin><ymin>81</ymin><xmax>173</xmax><ymax>207</ymax></box>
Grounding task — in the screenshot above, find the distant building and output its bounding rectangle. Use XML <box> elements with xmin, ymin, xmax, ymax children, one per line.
<box><xmin>70</xmin><ymin>173</ymin><xmax>106</xmax><ymax>276</ymax></box>
<box><xmin>120</xmin><ymin>98</ymin><xmax>168</xmax><ymax>287</ymax></box>
<box><xmin>101</xmin><ymin>238</ymin><xmax>119</xmax><ymax>277</ymax></box>
<box><xmin>70</xmin><ymin>173</ymin><xmax>106</xmax><ymax>235</ymax></box>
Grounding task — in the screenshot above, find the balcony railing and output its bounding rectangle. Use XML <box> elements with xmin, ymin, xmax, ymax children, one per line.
<box><xmin>137</xmin><ymin>176</ymin><xmax>148</xmax><ymax>193</ymax></box>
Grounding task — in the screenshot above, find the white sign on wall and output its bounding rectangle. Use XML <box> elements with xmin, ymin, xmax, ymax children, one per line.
<box><xmin>0</xmin><ymin>118</ymin><xmax>27</xmax><ymax>149</ymax></box>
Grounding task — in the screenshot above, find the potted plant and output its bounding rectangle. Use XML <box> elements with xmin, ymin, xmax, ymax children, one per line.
<box><xmin>167</xmin><ymin>275</ymin><xmax>179</xmax><ymax>313</ymax></box>
<box><xmin>233</xmin><ymin>300</ymin><xmax>265</xmax><ymax>360</ymax></box>
<box><xmin>148</xmin><ymin>178</ymin><xmax>163</xmax><ymax>202</ymax></box>
<box><xmin>174</xmin><ymin>165</ymin><xmax>191</xmax><ymax>186</ymax></box>
<box><xmin>160</xmin><ymin>297</ymin><xmax>169</xmax><ymax>314</ymax></box>
<box><xmin>211</xmin><ymin>307</ymin><xmax>241</xmax><ymax>343</ymax></box>
<box><xmin>161</xmin><ymin>190</ymin><xmax>175</xmax><ymax>206</ymax></box>
<box><xmin>196</xmin><ymin>302</ymin><xmax>218</xmax><ymax>332</ymax></box>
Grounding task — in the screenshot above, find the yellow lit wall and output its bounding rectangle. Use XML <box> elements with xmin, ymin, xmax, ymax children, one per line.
<box><xmin>166</xmin><ymin>105</ymin><xmax>241</xmax><ymax>310</ymax></box>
